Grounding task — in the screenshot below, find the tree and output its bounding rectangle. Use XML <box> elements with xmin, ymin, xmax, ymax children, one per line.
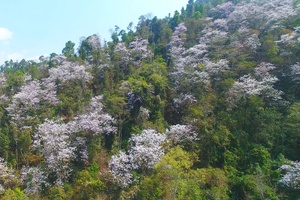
<box><xmin>186</xmin><ymin>0</ymin><xmax>195</xmax><ymax>18</ymax></box>
<box><xmin>279</xmin><ymin>161</ymin><xmax>300</xmax><ymax>190</ymax></box>
<box><xmin>33</xmin><ymin>119</ymin><xmax>75</xmax><ymax>185</ymax></box>
<box><xmin>165</xmin><ymin>124</ymin><xmax>197</xmax><ymax>145</ymax></box>
<box><xmin>69</xmin><ymin>95</ymin><xmax>116</xmax><ymax>135</ymax></box>
<box><xmin>21</xmin><ymin>167</ymin><xmax>48</xmax><ymax>194</ymax></box>
<box><xmin>137</xmin><ymin>146</ymin><xmax>229</xmax><ymax>199</ymax></box>
<box><xmin>284</xmin><ymin>102</ymin><xmax>300</xmax><ymax>160</ymax></box>
<box><xmin>0</xmin><ymin>157</ymin><xmax>17</xmax><ymax>193</ymax></box>
<box><xmin>128</xmin><ymin>37</ymin><xmax>153</xmax><ymax>67</ymax></box>
<box><xmin>62</xmin><ymin>41</ymin><xmax>75</xmax><ymax>58</ymax></box>
<box><xmin>46</xmin><ymin>56</ymin><xmax>92</xmax><ymax>84</ymax></box>
<box><xmin>109</xmin><ymin>129</ymin><xmax>166</xmax><ymax>187</ymax></box>
<box><xmin>226</xmin><ymin>63</ymin><xmax>283</xmax><ymax>110</ymax></box>
<box><xmin>78</xmin><ymin>34</ymin><xmax>102</xmax><ymax>62</ymax></box>
<box><xmin>169</xmin><ymin>10</ymin><xmax>182</xmax><ymax>30</ymax></box>
<box><xmin>1</xmin><ymin>188</ymin><xmax>28</xmax><ymax>200</ymax></box>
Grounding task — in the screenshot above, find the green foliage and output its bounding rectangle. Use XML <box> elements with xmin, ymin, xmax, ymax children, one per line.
<box><xmin>72</xmin><ymin>163</ymin><xmax>105</xmax><ymax>200</ymax></box>
<box><xmin>261</xmin><ymin>36</ymin><xmax>283</xmax><ymax>63</ymax></box>
<box><xmin>0</xmin><ymin>0</ymin><xmax>300</xmax><ymax>199</ymax></box>
<box><xmin>137</xmin><ymin>146</ymin><xmax>229</xmax><ymax>199</ymax></box>
<box><xmin>1</xmin><ymin>188</ymin><xmax>28</xmax><ymax>200</ymax></box>
<box><xmin>284</xmin><ymin>102</ymin><xmax>300</xmax><ymax>160</ymax></box>
<box><xmin>62</xmin><ymin>41</ymin><xmax>75</xmax><ymax>58</ymax></box>
<box><xmin>48</xmin><ymin>186</ymin><xmax>66</xmax><ymax>200</ymax></box>
<box><xmin>56</xmin><ymin>83</ymin><xmax>92</xmax><ymax>118</ymax></box>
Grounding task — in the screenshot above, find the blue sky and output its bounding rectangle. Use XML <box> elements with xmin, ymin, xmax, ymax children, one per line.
<box><xmin>0</xmin><ymin>0</ymin><xmax>188</xmax><ymax>65</ymax></box>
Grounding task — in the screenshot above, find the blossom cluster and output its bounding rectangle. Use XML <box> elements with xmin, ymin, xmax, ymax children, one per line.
<box><xmin>21</xmin><ymin>167</ymin><xmax>49</xmax><ymax>194</ymax></box>
<box><xmin>226</xmin><ymin>63</ymin><xmax>283</xmax><ymax>109</ymax></box>
<box><xmin>33</xmin><ymin>119</ymin><xmax>75</xmax><ymax>185</ymax></box>
<box><xmin>109</xmin><ymin>129</ymin><xmax>166</xmax><ymax>187</ymax></box>
<box><xmin>46</xmin><ymin>56</ymin><xmax>92</xmax><ymax>84</ymax></box>
<box><xmin>0</xmin><ymin>157</ymin><xmax>16</xmax><ymax>193</ymax></box>
<box><xmin>165</xmin><ymin>124</ymin><xmax>198</xmax><ymax>144</ymax></box>
<box><xmin>109</xmin><ymin>124</ymin><xmax>198</xmax><ymax>187</ymax></box>
<box><xmin>6</xmin><ymin>79</ymin><xmax>59</xmax><ymax>129</ymax></box>
<box><xmin>279</xmin><ymin>161</ymin><xmax>300</xmax><ymax>189</ymax></box>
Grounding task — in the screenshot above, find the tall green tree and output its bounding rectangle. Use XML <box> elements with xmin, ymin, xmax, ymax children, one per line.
<box><xmin>62</xmin><ymin>41</ymin><xmax>75</xmax><ymax>58</ymax></box>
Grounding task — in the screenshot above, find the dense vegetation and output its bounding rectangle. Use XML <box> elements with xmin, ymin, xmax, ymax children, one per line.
<box><xmin>0</xmin><ymin>0</ymin><xmax>300</xmax><ymax>199</ymax></box>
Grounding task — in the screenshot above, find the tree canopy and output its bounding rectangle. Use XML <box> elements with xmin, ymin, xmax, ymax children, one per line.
<box><xmin>0</xmin><ymin>0</ymin><xmax>300</xmax><ymax>199</ymax></box>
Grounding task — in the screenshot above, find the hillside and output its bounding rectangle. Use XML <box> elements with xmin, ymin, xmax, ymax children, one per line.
<box><xmin>0</xmin><ymin>0</ymin><xmax>300</xmax><ymax>199</ymax></box>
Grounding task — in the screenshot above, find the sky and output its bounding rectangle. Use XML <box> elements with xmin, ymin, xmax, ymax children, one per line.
<box><xmin>0</xmin><ymin>0</ymin><xmax>188</xmax><ymax>65</ymax></box>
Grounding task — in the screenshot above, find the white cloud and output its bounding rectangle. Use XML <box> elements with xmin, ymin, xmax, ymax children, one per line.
<box><xmin>6</xmin><ymin>53</ymin><xmax>24</xmax><ymax>61</ymax></box>
<box><xmin>0</xmin><ymin>51</ymin><xmax>6</xmax><ymax>65</ymax></box>
<box><xmin>0</xmin><ymin>27</ymin><xmax>13</xmax><ymax>41</ymax></box>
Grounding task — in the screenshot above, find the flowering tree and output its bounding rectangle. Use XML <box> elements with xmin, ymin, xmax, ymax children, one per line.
<box><xmin>128</xmin><ymin>129</ymin><xmax>166</xmax><ymax>169</ymax></box>
<box><xmin>114</xmin><ymin>43</ymin><xmax>130</xmax><ymax>71</ymax></box>
<box><xmin>78</xmin><ymin>34</ymin><xmax>103</xmax><ymax>62</ymax></box>
<box><xmin>109</xmin><ymin>152</ymin><xmax>133</xmax><ymax>187</ymax></box>
<box><xmin>68</xmin><ymin>95</ymin><xmax>116</xmax><ymax>135</ymax></box>
<box><xmin>21</xmin><ymin>167</ymin><xmax>48</xmax><ymax>194</ymax></box>
<box><xmin>169</xmin><ymin>21</ymin><xmax>231</xmax><ymax>94</ymax></box>
<box><xmin>128</xmin><ymin>37</ymin><xmax>153</xmax><ymax>67</ymax></box>
<box><xmin>0</xmin><ymin>73</ymin><xmax>6</xmax><ymax>93</ymax></box>
<box><xmin>290</xmin><ymin>62</ymin><xmax>300</xmax><ymax>83</ymax></box>
<box><xmin>0</xmin><ymin>73</ymin><xmax>8</xmax><ymax>106</ymax></box>
<box><xmin>279</xmin><ymin>161</ymin><xmax>300</xmax><ymax>189</ymax></box>
<box><xmin>137</xmin><ymin>106</ymin><xmax>150</xmax><ymax>122</ymax></box>
<box><xmin>46</xmin><ymin>56</ymin><xmax>92</xmax><ymax>85</ymax></box>
<box><xmin>109</xmin><ymin>129</ymin><xmax>166</xmax><ymax>187</ymax></box>
<box><xmin>226</xmin><ymin>0</ymin><xmax>297</xmax><ymax>31</ymax></box>
<box><xmin>33</xmin><ymin>119</ymin><xmax>75</xmax><ymax>185</ymax></box>
<box><xmin>165</xmin><ymin>124</ymin><xmax>198</xmax><ymax>145</ymax></box>
<box><xmin>226</xmin><ymin>63</ymin><xmax>283</xmax><ymax>110</ymax></box>
<box><xmin>6</xmin><ymin>79</ymin><xmax>59</xmax><ymax>130</ymax></box>
<box><xmin>169</xmin><ymin>23</ymin><xmax>187</xmax><ymax>75</ymax></box>
<box><xmin>0</xmin><ymin>157</ymin><xmax>16</xmax><ymax>193</ymax></box>
<box><xmin>277</xmin><ymin>26</ymin><xmax>300</xmax><ymax>51</ymax></box>
<box><xmin>173</xmin><ymin>93</ymin><xmax>197</xmax><ymax>113</ymax></box>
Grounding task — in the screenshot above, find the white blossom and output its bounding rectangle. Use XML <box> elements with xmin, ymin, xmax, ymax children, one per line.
<box><xmin>21</xmin><ymin>167</ymin><xmax>48</xmax><ymax>194</ymax></box>
<box><xmin>129</xmin><ymin>37</ymin><xmax>153</xmax><ymax>66</ymax></box>
<box><xmin>276</xmin><ymin>27</ymin><xmax>300</xmax><ymax>52</ymax></box>
<box><xmin>109</xmin><ymin>152</ymin><xmax>133</xmax><ymax>187</ymax></box>
<box><xmin>227</xmin><ymin>0</ymin><xmax>298</xmax><ymax>31</ymax></box>
<box><xmin>86</xmin><ymin>34</ymin><xmax>101</xmax><ymax>51</ymax></box>
<box><xmin>109</xmin><ymin>129</ymin><xmax>166</xmax><ymax>187</ymax></box>
<box><xmin>245</xmin><ymin>34</ymin><xmax>261</xmax><ymax>52</ymax></box>
<box><xmin>291</xmin><ymin>62</ymin><xmax>300</xmax><ymax>82</ymax></box>
<box><xmin>46</xmin><ymin>56</ymin><xmax>92</xmax><ymax>84</ymax></box>
<box><xmin>0</xmin><ymin>157</ymin><xmax>16</xmax><ymax>193</ymax></box>
<box><xmin>173</xmin><ymin>93</ymin><xmax>197</xmax><ymax>111</ymax></box>
<box><xmin>226</xmin><ymin>66</ymin><xmax>283</xmax><ymax>110</ymax></box>
<box><xmin>129</xmin><ymin>129</ymin><xmax>166</xmax><ymax>169</ymax></box>
<box><xmin>69</xmin><ymin>95</ymin><xmax>116</xmax><ymax>135</ymax></box>
<box><xmin>114</xmin><ymin>43</ymin><xmax>130</xmax><ymax>68</ymax></box>
<box><xmin>211</xmin><ymin>1</ymin><xmax>235</xmax><ymax>18</ymax></box>
<box><xmin>169</xmin><ymin>23</ymin><xmax>187</xmax><ymax>74</ymax></box>
<box><xmin>166</xmin><ymin>124</ymin><xmax>198</xmax><ymax>144</ymax></box>
<box><xmin>137</xmin><ymin>106</ymin><xmax>150</xmax><ymax>122</ymax></box>
<box><xmin>6</xmin><ymin>79</ymin><xmax>59</xmax><ymax>129</ymax></box>
<box><xmin>204</xmin><ymin>59</ymin><xmax>229</xmax><ymax>76</ymax></box>
<box><xmin>279</xmin><ymin>161</ymin><xmax>300</xmax><ymax>189</ymax></box>
<box><xmin>34</xmin><ymin>119</ymin><xmax>75</xmax><ymax>185</ymax></box>
<box><xmin>183</xmin><ymin>43</ymin><xmax>208</xmax><ymax>70</ymax></box>
<box><xmin>190</xmin><ymin>71</ymin><xmax>211</xmax><ymax>88</ymax></box>
<box><xmin>254</xmin><ymin>62</ymin><xmax>276</xmax><ymax>79</ymax></box>
<box><xmin>0</xmin><ymin>73</ymin><xmax>6</xmax><ymax>90</ymax></box>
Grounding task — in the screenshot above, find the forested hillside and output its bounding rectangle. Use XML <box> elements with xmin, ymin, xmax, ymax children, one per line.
<box><xmin>0</xmin><ymin>0</ymin><xmax>300</xmax><ymax>199</ymax></box>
